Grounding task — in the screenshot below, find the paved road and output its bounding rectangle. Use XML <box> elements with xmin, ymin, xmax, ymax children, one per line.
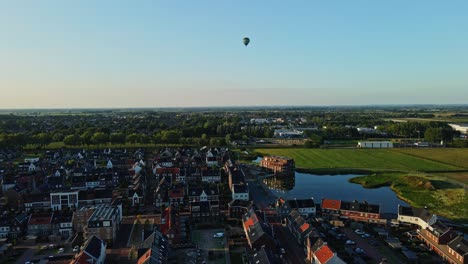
<box><xmin>276</xmin><ymin>227</ymin><xmax>307</xmax><ymax>264</ymax></box>
<box><xmin>16</xmin><ymin>248</ymin><xmax>34</xmax><ymax>264</ymax></box>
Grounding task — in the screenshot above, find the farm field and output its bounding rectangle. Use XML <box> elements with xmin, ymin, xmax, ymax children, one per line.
<box><xmin>254</xmin><ymin>148</ymin><xmax>465</xmax><ymax>172</ymax></box>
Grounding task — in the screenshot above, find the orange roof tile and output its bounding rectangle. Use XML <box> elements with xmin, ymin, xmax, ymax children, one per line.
<box><xmin>322</xmin><ymin>199</ymin><xmax>341</xmax><ymax>210</ymax></box>
<box><xmin>137</xmin><ymin>248</ymin><xmax>151</xmax><ymax>264</ymax></box>
<box><xmin>299</xmin><ymin>223</ymin><xmax>310</xmax><ymax>233</ymax></box>
<box><xmin>315</xmin><ymin>245</ymin><xmax>334</xmax><ymax>264</ymax></box>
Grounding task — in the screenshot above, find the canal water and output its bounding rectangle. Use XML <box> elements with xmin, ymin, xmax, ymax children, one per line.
<box><xmin>264</xmin><ymin>172</ymin><xmax>409</xmax><ymax>213</ymax></box>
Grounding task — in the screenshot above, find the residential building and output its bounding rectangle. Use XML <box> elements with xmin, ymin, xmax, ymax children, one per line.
<box><xmin>27</xmin><ymin>212</ymin><xmax>53</xmax><ymax>236</ymax></box>
<box><xmin>260</xmin><ymin>156</ymin><xmax>295</xmax><ymax>176</ymax></box>
<box><xmin>50</xmin><ymin>190</ymin><xmax>79</xmax><ymax>211</ymax></box>
<box><xmin>242</xmin><ymin>208</ymin><xmax>276</xmax><ymax>251</ymax></box>
<box><xmin>137</xmin><ymin>230</ymin><xmax>169</xmax><ymax>264</ymax></box>
<box><xmin>24</xmin><ymin>193</ymin><xmax>51</xmax><ymax>212</ymax></box>
<box><xmin>201</xmin><ymin>167</ymin><xmax>221</xmax><ymax>183</ymax></box>
<box><xmin>84</xmin><ymin>204</ymin><xmax>122</xmax><ymax>245</ymax></box>
<box><xmin>187</xmin><ymin>186</ymin><xmax>219</xmax><ymax>202</ymax></box>
<box><xmin>232</xmin><ymin>184</ymin><xmax>249</xmax><ymax>201</ymax></box>
<box><xmin>398</xmin><ymin>205</ymin><xmax>438</xmax><ymax>229</ymax></box>
<box><xmin>72</xmin><ymin>235</ymin><xmax>106</xmax><ymax>264</ymax></box>
<box><xmin>228</xmin><ymin>200</ymin><xmax>252</xmax><ymax>219</ymax></box>
<box><xmin>160</xmin><ymin>205</ymin><xmax>181</xmax><ymax>245</ymax></box>
<box><xmin>447</xmin><ymin>236</ymin><xmax>468</xmax><ymax>264</ymax></box>
<box><xmin>190</xmin><ymin>201</ymin><xmax>220</xmax><ymax>223</ymax></box>
<box><xmin>277</xmin><ymin>198</ymin><xmax>316</xmax><ymax>218</ymax></box>
<box><xmin>252</xmin><ymin>247</ymin><xmax>281</xmax><ymax>264</ymax></box>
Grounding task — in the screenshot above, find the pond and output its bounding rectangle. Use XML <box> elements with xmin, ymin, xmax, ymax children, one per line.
<box><xmin>264</xmin><ymin>172</ymin><xmax>409</xmax><ymax>213</ymax></box>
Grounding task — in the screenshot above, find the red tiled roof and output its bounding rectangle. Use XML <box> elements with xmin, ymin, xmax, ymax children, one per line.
<box><xmin>322</xmin><ymin>199</ymin><xmax>341</xmax><ymax>210</ymax></box>
<box><xmin>28</xmin><ymin>213</ymin><xmax>52</xmax><ymax>225</ymax></box>
<box><xmin>315</xmin><ymin>244</ymin><xmax>334</xmax><ymax>264</ymax></box>
<box><xmin>137</xmin><ymin>248</ymin><xmax>151</xmax><ymax>264</ymax></box>
<box><xmin>299</xmin><ymin>223</ymin><xmax>310</xmax><ymax>233</ymax></box>
<box><xmin>169</xmin><ymin>188</ymin><xmax>184</xmax><ymax>199</ymax></box>
<box><xmin>72</xmin><ymin>251</ymin><xmax>94</xmax><ymax>264</ymax></box>
<box><xmin>243</xmin><ymin>214</ymin><xmax>258</xmax><ymax>231</ymax></box>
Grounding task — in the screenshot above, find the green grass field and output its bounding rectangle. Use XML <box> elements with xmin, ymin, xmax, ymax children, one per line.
<box><xmin>254</xmin><ymin>148</ymin><xmax>464</xmax><ymax>172</ymax></box>
<box><xmin>254</xmin><ymin>147</ymin><xmax>468</xmax><ymax>221</ymax></box>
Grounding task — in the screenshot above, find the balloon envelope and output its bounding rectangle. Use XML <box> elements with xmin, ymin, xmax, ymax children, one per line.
<box><xmin>243</xmin><ymin>37</ymin><xmax>250</xmax><ymax>46</ymax></box>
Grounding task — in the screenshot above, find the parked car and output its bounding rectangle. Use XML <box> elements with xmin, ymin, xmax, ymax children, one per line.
<box><xmin>355</xmin><ymin>248</ymin><xmax>366</xmax><ymax>254</ymax></box>
<box><xmin>280</xmin><ymin>248</ymin><xmax>286</xmax><ymax>254</ymax></box>
<box><xmin>213</xmin><ymin>232</ymin><xmax>224</xmax><ymax>238</ymax></box>
<box><xmin>346</xmin><ymin>240</ymin><xmax>356</xmax><ymax>245</ymax></box>
<box><xmin>73</xmin><ymin>246</ymin><xmax>80</xmax><ymax>252</ymax></box>
<box><xmin>58</xmin><ymin>248</ymin><xmax>64</xmax><ymax>253</ymax></box>
<box><xmin>361</xmin><ymin>233</ymin><xmax>371</xmax><ymax>238</ymax></box>
<box><xmin>354</xmin><ymin>229</ymin><xmax>365</xmax><ymax>235</ymax></box>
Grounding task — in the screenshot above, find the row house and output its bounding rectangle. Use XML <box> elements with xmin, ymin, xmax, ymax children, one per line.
<box><xmin>0</xmin><ymin>213</ymin><xmax>28</xmax><ymax>239</ymax></box>
<box><xmin>187</xmin><ymin>186</ymin><xmax>219</xmax><ymax>202</ymax></box>
<box><xmin>322</xmin><ymin>199</ymin><xmax>382</xmax><ymax>223</ymax></box>
<box><xmin>232</xmin><ymin>184</ymin><xmax>249</xmax><ymax>201</ymax></box>
<box><xmin>226</xmin><ymin>162</ymin><xmax>245</xmax><ymax>189</ymax></box>
<box><xmin>137</xmin><ymin>230</ymin><xmax>169</xmax><ymax>264</ymax></box>
<box><xmin>52</xmin><ymin>211</ymin><xmax>73</xmax><ymax>239</ymax></box>
<box><xmin>190</xmin><ymin>200</ymin><xmax>220</xmax><ymax>223</ymax></box>
<box><xmin>309</xmin><ymin>238</ymin><xmax>345</xmax><ymax>264</ymax></box>
<box><xmin>276</xmin><ymin>197</ymin><xmax>316</xmax><ymax>218</ymax></box>
<box><xmin>228</xmin><ymin>200</ymin><xmax>252</xmax><ymax>219</ymax></box>
<box><xmin>201</xmin><ymin>167</ymin><xmax>221</xmax><ymax>183</ymax></box>
<box><xmin>24</xmin><ymin>193</ymin><xmax>51</xmax><ymax>212</ymax></box>
<box><xmin>168</xmin><ymin>187</ymin><xmax>185</xmax><ymax>206</ymax></box>
<box><xmin>160</xmin><ymin>205</ymin><xmax>182</xmax><ymax>245</ymax></box>
<box><xmin>72</xmin><ymin>235</ymin><xmax>107</xmax><ymax>264</ymax></box>
<box><xmin>252</xmin><ymin>247</ymin><xmax>281</xmax><ymax>264</ymax></box>
<box><xmin>398</xmin><ymin>205</ymin><xmax>438</xmax><ymax>230</ymax></box>
<box><xmin>287</xmin><ymin>210</ymin><xmax>314</xmax><ymax>246</ymax></box>
<box><xmin>242</xmin><ymin>208</ymin><xmax>276</xmax><ymax>251</ymax></box>
<box><xmin>154</xmin><ymin>167</ymin><xmax>180</xmax><ymax>184</ymax></box>
<box><xmin>418</xmin><ymin>220</ymin><xmax>466</xmax><ymax>264</ymax></box>
<box><xmin>27</xmin><ymin>212</ymin><xmax>53</xmax><ymax>237</ymax></box>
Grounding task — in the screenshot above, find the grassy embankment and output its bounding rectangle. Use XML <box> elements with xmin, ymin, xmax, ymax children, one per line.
<box><xmin>254</xmin><ymin>148</ymin><xmax>468</xmax><ymax>221</ymax></box>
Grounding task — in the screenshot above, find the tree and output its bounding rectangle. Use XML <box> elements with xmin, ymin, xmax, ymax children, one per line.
<box><xmin>91</xmin><ymin>132</ymin><xmax>109</xmax><ymax>146</ymax></box>
<box><xmin>424</xmin><ymin>128</ymin><xmax>443</xmax><ymax>143</ymax></box>
<box><xmin>110</xmin><ymin>133</ymin><xmax>126</xmax><ymax>145</ymax></box>
<box><xmin>126</xmin><ymin>133</ymin><xmax>140</xmax><ymax>144</ymax></box>
<box><xmin>64</xmin><ymin>134</ymin><xmax>82</xmax><ymax>146</ymax></box>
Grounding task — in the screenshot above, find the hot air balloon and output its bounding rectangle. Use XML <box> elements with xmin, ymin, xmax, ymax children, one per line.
<box><xmin>243</xmin><ymin>37</ymin><xmax>250</xmax><ymax>46</ymax></box>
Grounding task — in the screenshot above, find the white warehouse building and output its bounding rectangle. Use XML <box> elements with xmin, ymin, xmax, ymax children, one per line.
<box><xmin>357</xmin><ymin>141</ymin><xmax>393</xmax><ymax>148</ymax></box>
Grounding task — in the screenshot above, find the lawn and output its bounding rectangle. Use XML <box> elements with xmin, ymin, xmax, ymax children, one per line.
<box><xmin>350</xmin><ymin>172</ymin><xmax>468</xmax><ymax>221</ymax></box>
<box><xmin>254</xmin><ymin>148</ymin><xmax>462</xmax><ymax>172</ymax></box>
<box><xmin>394</xmin><ymin>148</ymin><xmax>468</xmax><ymax>169</ymax></box>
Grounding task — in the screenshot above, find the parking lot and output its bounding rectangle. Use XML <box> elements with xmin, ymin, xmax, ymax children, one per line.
<box><xmin>192</xmin><ymin>229</ymin><xmax>226</xmax><ymax>264</ymax></box>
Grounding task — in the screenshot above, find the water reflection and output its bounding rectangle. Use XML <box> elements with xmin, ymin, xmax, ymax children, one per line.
<box><xmin>263</xmin><ymin>175</ymin><xmax>295</xmax><ymax>192</ymax></box>
<box><xmin>263</xmin><ymin>172</ymin><xmax>409</xmax><ymax>213</ymax></box>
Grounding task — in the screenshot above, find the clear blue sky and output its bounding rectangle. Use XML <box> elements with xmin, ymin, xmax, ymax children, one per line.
<box><xmin>1</xmin><ymin>1</ymin><xmax>467</xmax><ymax>108</ymax></box>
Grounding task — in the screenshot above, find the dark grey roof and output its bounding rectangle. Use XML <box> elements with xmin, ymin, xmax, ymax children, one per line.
<box><xmin>311</xmin><ymin>237</ymin><xmax>325</xmax><ymax>252</ymax></box>
<box><xmin>252</xmin><ymin>247</ymin><xmax>280</xmax><ymax>264</ymax></box>
<box><xmin>84</xmin><ymin>235</ymin><xmax>104</xmax><ymax>260</ymax></box>
<box><xmin>287</xmin><ymin>198</ymin><xmax>315</xmax><ymax>209</ymax></box>
<box><xmin>341</xmin><ymin>200</ymin><xmax>379</xmax><ymax>214</ymax></box>
<box><xmin>430</xmin><ymin>220</ymin><xmax>450</xmax><ymax>236</ymax></box>
<box><xmin>448</xmin><ymin>236</ymin><xmax>468</xmax><ymax>256</ymax></box>
<box><xmin>233</xmin><ymin>184</ymin><xmax>249</xmax><ymax>193</ymax></box>
<box><xmin>398</xmin><ymin>205</ymin><xmax>434</xmax><ymax>222</ymax></box>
